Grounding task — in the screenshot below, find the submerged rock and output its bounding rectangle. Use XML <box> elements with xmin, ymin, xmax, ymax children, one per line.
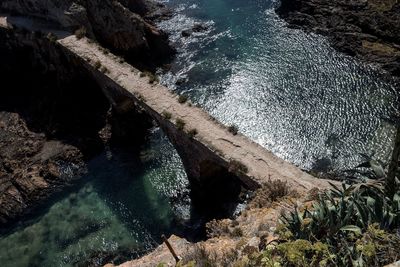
<box><xmin>181</xmin><ymin>23</ymin><xmax>208</xmax><ymax>38</ymax></box>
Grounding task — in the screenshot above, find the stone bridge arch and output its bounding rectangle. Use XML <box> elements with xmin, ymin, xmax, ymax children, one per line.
<box><xmin>93</xmin><ymin>87</ymin><xmax>248</xmax><ymax>217</ymax></box>
<box><xmin>104</xmin><ymin>92</ymin><xmax>254</xmax><ymax>217</ymax></box>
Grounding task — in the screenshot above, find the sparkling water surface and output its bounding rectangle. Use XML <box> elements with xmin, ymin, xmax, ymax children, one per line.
<box><xmin>1</xmin><ymin>0</ymin><xmax>399</xmax><ymax>266</ymax></box>
<box><xmin>158</xmin><ymin>0</ymin><xmax>399</xmax><ymax>172</ymax></box>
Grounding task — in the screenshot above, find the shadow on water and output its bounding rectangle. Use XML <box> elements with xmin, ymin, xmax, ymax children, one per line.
<box><xmin>0</xmin><ymin>34</ymin><xmax>202</xmax><ymax>266</ymax></box>
<box><xmin>0</xmin><ymin>134</ymin><xmax>199</xmax><ymax>266</ymax></box>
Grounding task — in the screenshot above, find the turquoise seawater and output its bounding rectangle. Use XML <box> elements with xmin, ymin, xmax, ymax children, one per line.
<box><xmin>158</xmin><ymin>0</ymin><xmax>400</xmax><ymax>173</ymax></box>
<box><xmin>1</xmin><ymin>0</ymin><xmax>400</xmax><ymax>266</ymax></box>
<box><xmin>0</xmin><ymin>129</ymin><xmax>191</xmax><ymax>266</ymax></box>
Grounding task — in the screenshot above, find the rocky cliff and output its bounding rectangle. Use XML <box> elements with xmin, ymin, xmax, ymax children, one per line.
<box><xmin>0</xmin><ymin>0</ymin><xmax>174</xmax><ymax>227</ymax></box>
<box><xmin>0</xmin><ymin>27</ymin><xmax>108</xmax><ymax>226</ymax></box>
<box><xmin>0</xmin><ymin>0</ymin><xmax>175</xmax><ymax>67</ymax></box>
<box><xmin>277</xmin><ymin>0</ymin><xmax>400</xmax><ymax>78</ymax></box>
<box><xmin>0</xmin><ymin>24</ymin><xmax>154</xmax><ymax>227</ymax></box>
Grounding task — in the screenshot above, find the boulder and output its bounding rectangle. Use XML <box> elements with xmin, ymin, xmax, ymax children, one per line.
<box><xmin>0</xmin><ymin>0</ymin><xmax>175</xmax><ymax>62</ymax></box>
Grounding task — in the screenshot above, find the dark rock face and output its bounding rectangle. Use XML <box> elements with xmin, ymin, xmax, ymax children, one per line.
<box><xmin>0</xmin><ymin>0</ymin><xmax>171</xmax><ymax>226</ymax></box>
<box><xmin>0</xmin><ymin>29</ymin><xmax>110</xmax><ymax>226</ymax></box>
<box><xmin>0</xmin><ymin>113</ymin><xmax>85</xmax><ymax>226</ymax></box>
<box><xmin>0</xmin><ymin>0</ymin><xmax>175</xmax><ymax>67</ymax></box>
<box><xmin>277</xmin><ymin>0</ymin><xmax>400</xmax><ymax>77</ymax></box>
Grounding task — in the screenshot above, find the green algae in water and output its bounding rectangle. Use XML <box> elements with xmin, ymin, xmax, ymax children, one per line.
<box><xmin>0</xmin><ymin>129</ymin><xmax>190</xmax><ymax>267</ymax></box>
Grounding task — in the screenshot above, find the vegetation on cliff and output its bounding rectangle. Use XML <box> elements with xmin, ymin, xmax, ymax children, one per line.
<box><xmin>173</xmin><ymin>181</ymin><xmax>399</xmax><ymax>267</ymax></box>
<box><xmin>171</xmin><ymin>130</ymin><xmax>400</xmax><ymax>266</ymax></box>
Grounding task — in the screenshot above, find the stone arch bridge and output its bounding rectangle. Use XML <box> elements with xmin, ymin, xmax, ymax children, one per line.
<box><xmin>0</xmin><ymin>16</ymin><xmax>331</xmax><ymax>213</ymax></box>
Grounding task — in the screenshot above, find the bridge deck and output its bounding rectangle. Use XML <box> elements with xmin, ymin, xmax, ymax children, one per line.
<box><xmin>0</xmin><ymin>15</ymin><xmax>333</xmax><ymax>191</ymax></box>
<box><xmin>59</xmin><ymin>36</ymin><xmax>331</xmax><ymax>191</ymax></box>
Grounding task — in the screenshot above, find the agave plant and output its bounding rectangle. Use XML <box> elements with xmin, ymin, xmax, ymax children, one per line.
<box><xmin>274</xmin><ymin>126</ymin><xmax>400</xmax><ymax>266</ymax></box>
<box><xmin>279</xmin><ymin>181</ymin><xmax>400</xmax><ymax>266</ymax></box>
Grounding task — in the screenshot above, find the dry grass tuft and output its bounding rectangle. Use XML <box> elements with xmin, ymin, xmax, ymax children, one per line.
<box><xmin>248</xmin><ymin>178</ymin><xmax>297</xmax><ymax>209</ymax></box>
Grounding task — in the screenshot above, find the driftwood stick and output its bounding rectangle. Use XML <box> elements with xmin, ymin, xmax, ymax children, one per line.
<box><xmin>162</xmin><ymin>234</ymin><xmax>180</xmax><ymax>263</ymax></box>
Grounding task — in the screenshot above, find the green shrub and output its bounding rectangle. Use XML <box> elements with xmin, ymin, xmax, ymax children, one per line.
<box><xmin>140</xmin><ymin>71</ymin><xmax>159</xmax><ymax>84</ymax></box>
<box><xmin>74</xmin><ymin>26</ymin><xmax>86</xmax><ymax>39</ymax></box>
<box><xmin>228</xmin><ymin>124</ymin><xmax>239</xmax><ymax>135</ymax></box>
<box><xmin>94</xmin><ymin>60</ymin><xmax>101</xmax><ymax>69</ymax></box>
<box><xmin>99</xmin><ymin>66</ymin><xmax>109</xmax><ymax>74</ymax></box>
<box><xmin>176</xmin><ymin>118</ymin><xmax>186</xmax><ymax>130</ymax></box>
<box><xmin>261</xmin><ymin>223</ymin><xmax>400</xmax><ymax>267</ymax></box>
<box><xmin>178</xmin><ymin>95</ymin><xmax>188</xmax><ymax>104</ymax></box>
<box><xmin>162</xmin><ymin>111</ymin><xmax>172</xmax><ymax>120</ymax></box>
<box><xmin>148</xmin><ymin>75</ymin><xmax>158</xmax><ymax>84</ymax></box>
<box><xmin>275</xmin><ymin>182</ymin><xmax>400</xmax><ymax>266</ymax></box>
<box><xmin>46</xmin><ymin>32</ymin><xmax>57</xmax><ymax>43</ymax></box>
<box><xmin>137</xmin><ymin>94</ymin><xmax>146</xmax><ymax>102</ymax></box>
<box><xmin>282</xmin><ymin>182</ymin><xmax>400</xmax><ymax>239</ymax></box>
<box><xmin>187</xmin><ymin>128</ymin><xmax>198</xmax><ymax>138</ymax></box>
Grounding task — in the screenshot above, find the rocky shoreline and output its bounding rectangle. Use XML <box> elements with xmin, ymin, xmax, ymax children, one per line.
<box><xmin>0</xmin><ymin>0</ymin><xmax>169</xmax><ymax>227</ymax></box>
<box><xmin>277</xmin><ymin>0</ymin><xmax>400</xmax><ymax>78</ymax></box>
<box><xmin>0</xmin><ymin>29</ymin><xmax>107</xmax><ymax>226</ymax></box>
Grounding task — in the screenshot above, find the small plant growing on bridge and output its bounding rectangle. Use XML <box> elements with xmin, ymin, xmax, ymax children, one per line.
<box><xmin>162</xmin><ymin>111</ymin><xmax>172</xmax><ymax>120</ymax></box>
<box><xmin>176</xmin><ymin>118</ymin><xmax>186</xmax><ymax>130</ymax></box>
<box><xmin>228</xmin><ymin>124</ymin><xmax>239</xmax><ymax>135</ymax></box>
<box><xmin>46</xmin><ymin>32</ymin><xmax>57</xmax><ymax>43</ymax></box>
<box><xmin>137</xmin><ymin>94</ymin><xmax>146</xmax><ymax>102</ymax></box>
<box><xmin>94</xmin><ymin>60</ymin><xmax>102</xmax><ymax>70</ymax></box>
<box><xmin>178</xmin><ymin>95</ymin><xmax>188</xmax><ymax>104</ymax></box>
<box><xmin>187</xmin><ymin>128</ymin><xmax>198</xmax><ymax>138</ymax></box>
<box><xmin>100</xmin><ymin>66</ymin><xmax>109</xmax><ymax>74</ymax></box>
<box><xmin>74</xmin><ymin>26</ymin><xmax>86</xmax><ymax>39</ymax></box>
<box><xmin>229</xmin><ymin>160</ymin><xmax>248</xmax><ymax>174</ymax></box>
<box><xmin>146</xmin><ymin>72</ymin><xmax>159</xmax><ymax>84</ymax></box>
<box><xmin>139</xmin><ymin>71</ymin><xmax>159</xmax><ymax>84</ymax></box>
